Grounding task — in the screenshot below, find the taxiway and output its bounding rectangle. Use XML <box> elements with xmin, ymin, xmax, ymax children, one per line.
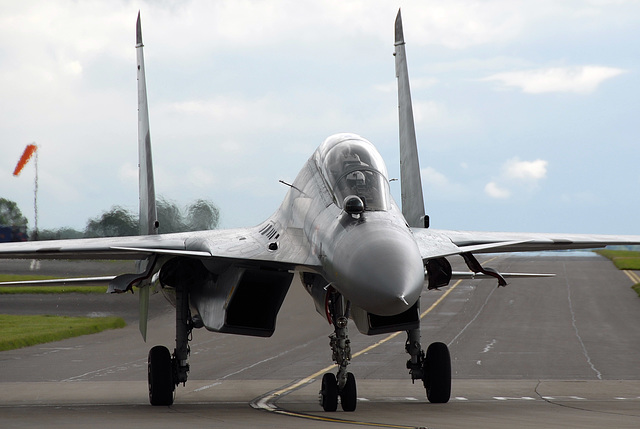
<box><xmin>1</xmin><ymin>252</ymin><xmax>639</xmax><ymax>428</ymax></box>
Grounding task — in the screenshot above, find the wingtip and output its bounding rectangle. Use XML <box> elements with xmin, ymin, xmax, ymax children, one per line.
<box><xmin>136</xmin><ymin>11</ymin><xmax>143</xmax><ymax>47</ymax></box>
<box><xmin>394</xmin><ymin>8</ymin><xmax>404</xmax><ymax>45</ymax></box>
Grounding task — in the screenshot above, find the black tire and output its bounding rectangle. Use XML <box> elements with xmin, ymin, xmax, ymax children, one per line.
<box><xmin>423</xmin><ymin>342</ymin><xmax>451</xmax><ymax>404</ymax></box>
<box><xmin>340</xmin><ymin>372</ymin><xmax>357</xmax><ymax>412</ymax></box>
<box><xmin>320</xmin><ymin>373</ymin><xmax>338</xmax><ymax>412</ymax></box>
<box><xmin>148</xmin><ymin>345</ymin><xmax>175</xmax><ymax>406</ymax></box>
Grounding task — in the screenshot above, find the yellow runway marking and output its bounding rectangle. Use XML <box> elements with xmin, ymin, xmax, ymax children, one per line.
<box><xmin>253</xmin><ymin>280</ymin><xmax>464</xmax><ymax>428</ymax></box>
<box><xmin>268</xmin><ymin>280</ymin><xmax>464</xmax><ymax>400</ymax></box>
<box><xmin>623</xmin><ymin>270</ymin><xmax>640</xmax><ymax>284</ymax></box>
<box><xmin>271</xmin><ymin>409</ymin><xmax>427</xmax><ymax>428</ymax></box>
<box><xmin>352</xmin><ymin>280</ymin><xmax>462</xmax><ymax>360</ymax></box>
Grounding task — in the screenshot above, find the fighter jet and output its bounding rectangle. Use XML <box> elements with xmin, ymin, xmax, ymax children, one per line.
<box><xmin>2</xmin><ymin>10</ymin><xmax>640</xmax><ymax>412</ymax></box>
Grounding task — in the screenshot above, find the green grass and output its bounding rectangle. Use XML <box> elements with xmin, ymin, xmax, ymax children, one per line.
<box><xmin>595</xmin><ymin>249</ymin><xmax>640</xmax><ymax>270</ymax></box>
<box><xmin>0</xmin><ymin>314</ymin><xmax>126</xmax><ymax>351</ymax></box>
<box><xmin>0</xmin><ymin>274</ymin><xmax>108</xmax><ymax>294</ymax></box>
<box><xmin>0</xmin><ymin>274</ymin><xmax>60</xmax><ymax>282</ymax></box>
<box><xmin>0</xmin><ymin>286</ymin><xmax>108</xmax><ymax>294</ymax></box>
<box><xmin>595</xmin><ymin>250</ymin><xmax>640</xmax><ymax>297</ymax></box>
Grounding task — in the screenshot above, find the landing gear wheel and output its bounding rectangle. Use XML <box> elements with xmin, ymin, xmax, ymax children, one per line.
<box><xmin>148</xmin><ymin>345</ymin><xmax>175</xmax><ymax>406</ymax></box>
<box><xmin>340</xmin><ymin>372</ymin><xmax>357</xmax><ymax>412</ymax></box>
<box><xmin>423</xmin><ymin>342</ymin><xmax>451</xmax><ymax>404</ymax></box>
<box><xmin>320</xmin><ymin>373</ymin><xmax>338</xmax><ymax>412</ymax></box>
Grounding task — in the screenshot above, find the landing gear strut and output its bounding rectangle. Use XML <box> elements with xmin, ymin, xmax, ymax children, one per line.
<box><xmin>406</xmin><ymin>327</ymin><xmax>451</xmax><ymax>403</ymax></box>
<box><xmin>148</xmin><ymin>285</ymin><xmax>193</xmax><ymax>406</ymax></box>
<box><xmin>319</xmin><ymin>289</ymin><xmax>357</xmax><ymax>412</ymax></box>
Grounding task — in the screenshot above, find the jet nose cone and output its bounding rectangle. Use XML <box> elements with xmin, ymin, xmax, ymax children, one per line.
<box><xmin>332</xmin><ymin>224</ymin><xmax>425</xmax><ymax>316</ymax></box>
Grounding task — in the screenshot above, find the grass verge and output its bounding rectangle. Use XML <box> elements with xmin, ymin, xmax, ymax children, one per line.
<box><xmin>595</xmin><ymin>250</ymin><xmax>640</xmax><ymax>297</ymax></box>
<box><xmin>595</xmin><ymin>249</ymin><xmax>640</xmax><ymax>270</ymax></box>
<box><xmin>0</xmin><ymin>274</ymin><xmax>59</xmax><ymax>282</ymax></box>
<box><xmin>0</xmin><ymin>286</ymin><xmax>108</xmax><ymax>294</ymax></box>
<box><xmin>0</xmin><ymin>314</ymin><xmax>126</xmax><ymax>351</ymax></box>
<box><xmin>0</xmin><ymin>275</ymin><xmax>108</xmax><ymax>294</ymax></box>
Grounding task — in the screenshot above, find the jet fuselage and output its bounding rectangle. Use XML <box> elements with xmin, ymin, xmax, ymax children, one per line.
<box><xmin>275</xmin><ymin>133</ymin><xmax>425</xmax><ymax>317</ymax></box>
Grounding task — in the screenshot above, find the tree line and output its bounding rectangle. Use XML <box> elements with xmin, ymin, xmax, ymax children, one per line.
<box><xmin>0</xmin><ymin>197</ymin><xmax>219</xmax><ymax>240</ymax></box>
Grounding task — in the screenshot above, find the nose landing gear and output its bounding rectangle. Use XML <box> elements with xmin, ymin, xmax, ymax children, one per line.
<box><xmin>319</xmin><ymin>290</ymin><xmax>358</xmax><ymax>412</ymax></box>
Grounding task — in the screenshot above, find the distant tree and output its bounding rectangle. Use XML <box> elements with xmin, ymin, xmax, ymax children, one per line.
<box><xmin>186</xmin><ymin>199</ymin><xmax>220</xmax><ymax>231</ymax></box>
<box><xmin>37</xmin><ymin>197</ymin><xmax>219</xmax><ymax>239</ymax></box>
<box><xmin>38</xmin><ymin>227</ymin><xmax>84</xmax><ymax>241</ymax></box>
<box><xmin>156</xmin><ymin>198</ymin><xmax>187</xmax><ymax>234</ymax></box>
<box><xmin>0</xmin><ymin>198</ymin><xmax>28</xmax><ymax>227</ymax></box>
<box><xmin>85</xmin><ymin>206</ymin><xmax>139</xmax><ymax>238</ymax></box>
<box><xmin>156</xmin><ymin>198</ymin><xmax>219</xmax><ymax>233</ymax></box>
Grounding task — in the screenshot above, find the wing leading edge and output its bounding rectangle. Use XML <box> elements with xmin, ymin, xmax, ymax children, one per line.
<box><xmin>0</xmin><ymin>225</ymin><xmax>319</xmax><ymax>268</ymax></box>
<box><xmin>413</xmin><ymin>227</ymin><xmax>640</xmax><ymax>261</ymax></box>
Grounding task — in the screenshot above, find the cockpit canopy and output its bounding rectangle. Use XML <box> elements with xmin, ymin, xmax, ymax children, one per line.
<box><xmin>315</xmin><ymin>134</ymin><xmax>390</xmax><ymax>211</ymax></box>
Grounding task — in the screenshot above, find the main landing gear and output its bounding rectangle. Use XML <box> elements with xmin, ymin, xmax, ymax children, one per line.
<box><xmin>319</xmin><ymin>289</ymin><xmax>357</xmax><ymax>412</ymax></box>
<box><xmin>406</xmin><ymin>327</ymin><xmax>451</xmax><ymax>403</ymax></box>
<box><xmin>148</xmin><ymin>285</ymin><xmax>193</xmax><ymax>406</ymax></box>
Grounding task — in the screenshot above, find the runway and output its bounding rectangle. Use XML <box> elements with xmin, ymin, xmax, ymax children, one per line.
<box><xmin>1</xmin><ymin>252</ymin><xmax>639</xmax><ymax>428</ymax></box>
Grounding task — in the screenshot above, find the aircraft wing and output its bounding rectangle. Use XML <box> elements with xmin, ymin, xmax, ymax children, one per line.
<box><xmin>412</xmin><ymin>228</ymin><xmax>640</xmax><ymax>260</ymax></box>
<box><xmin>0</xmin><ymin>224</ymin><xmax>319</xmax><ymax>269</ymax></box>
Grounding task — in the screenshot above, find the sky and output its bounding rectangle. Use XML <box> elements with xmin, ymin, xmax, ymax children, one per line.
<box><xmin>1</xmin><ymin>0</ymin><xmax>639</xmax><ymax>235</ymax></box>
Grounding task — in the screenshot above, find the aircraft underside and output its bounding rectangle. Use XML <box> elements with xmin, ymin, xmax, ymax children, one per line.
<box><xmin>148</xmin><ymin>265</ymin><xmax>453</xmax><ymax>410</ymax></box>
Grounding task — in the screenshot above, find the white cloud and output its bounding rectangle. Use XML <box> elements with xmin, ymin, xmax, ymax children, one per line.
<box><xmin>412</xmin><ymin>77</ymin><xmax>440</xmax><ymax>90</ymax></box>
<box><xmin>187</xmin><ymin>166</ymin><xmax>218</xmax><ymax>188</ymax></box>
<box><xmin>118</xmin><ymin>163</ymin><xmax>138</xmax><ymax>183</ymax></box>
<box><xmin>413</xmin><ymin>101</ymin><xmax>446</xmax><ymax>125</ymax></box>
<box><xmin>61</xmin><ymin>59</ymin><xmax>83</xmax><ymax>76</ymax></box>
<box><xmin>163</xmin><ymin>96</ymin><xmax>290</xmax><ymax>130</ymax></box>
<box><xmin>485</xmin><ymin>182</ymin><xmax>511</xmax><ymax>199</ymax></box>
<box><xmin>504</xmin><ymin>158</ymin><xmax>548</xmax><ymax>181</ymax></box>
<box><xmin>421</xmin><ymin>166</ymin><xmax>467</xmax><ymax>199</ymax></box>
<box><xmin>403</xmin><ymin>1</ymin><xmax>525</xmax><ymax>49</ymax></box>
<box><xmin>483</xmin><ymin>66</ymin><xmax>627</xmax><ymax>94</ymax></box>
<box><xmin>485</xmin><ymin>158</ymin><xmax>548</xmax><ymax>199</ymax></box>
<box><xmin>374</xmin><ymin>81</ymin><xmax>396</xmax><ymax>93</ymax></box>
<box><xmin>422</xmin><ymin>166</ymin><xmax>451</xmax><ymax>188</ymax></box>
<box><xmin>2</xmin><ymin>0</ymin><xmax>639</xmax><ymax>233</ymax></box>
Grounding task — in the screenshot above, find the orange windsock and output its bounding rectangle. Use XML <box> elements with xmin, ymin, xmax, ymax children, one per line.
<box><xmin>13</xmin><ymin>144</ymin><xmax>37</xmax><ymax>176</ymax></box>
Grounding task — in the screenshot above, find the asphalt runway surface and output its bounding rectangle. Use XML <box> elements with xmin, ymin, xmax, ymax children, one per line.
<box><xmin>1</xmin><ymin>252</ymin><xmax>639</xmax><ymax>428</ymax></box>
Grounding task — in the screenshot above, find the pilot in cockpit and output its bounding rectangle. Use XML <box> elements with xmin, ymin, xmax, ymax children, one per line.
<box><xmin>346</xmin><ymin>170</ymin><xmax>372</xmax><ymax>207</ymax></box>
<box><xmin>346</xmin><ymin>171</ymin><xmax>366</xmax><ymax>187</ymax></box>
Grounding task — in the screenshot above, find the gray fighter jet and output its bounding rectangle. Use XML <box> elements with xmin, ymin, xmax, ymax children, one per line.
<box><xmin>2</xmin><ymin>10</ymin><xmax>640</xmax><ymax>412</ymax></box>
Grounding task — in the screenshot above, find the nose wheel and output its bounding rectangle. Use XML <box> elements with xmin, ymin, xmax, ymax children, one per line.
<box><xmin>320</xmin><ymin>373</ymin><xmax>338</xmax><ymax>411</ymax></box>
<box><xmin>320</xmin><ymin>370</ymin><xmax>357</xmax><ymax>412</ymax></box>
<box><xmin>319</xmin><ymin>290</ymin><xmax>358</xmax><ymax>412</ymax></box>
<box><xmin>340</xmin><ymin>372</ymin><xmax>357</xmax><ymax>411</ymax></box>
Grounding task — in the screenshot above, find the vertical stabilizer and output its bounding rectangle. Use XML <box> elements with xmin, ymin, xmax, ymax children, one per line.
<box><xmin>394</xmin><ymin>9</ymin><xmax>427</xmax><ymax>228</ymax></box>
<box><xmin>137</xmin><ymin>12</ymin><xmax>158</xmax><ymax>236</ymax></box>
<box><xmin>136</xmin><ymin>12</ymin><xmax>157</xmax><ymax>341</ymax></box>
